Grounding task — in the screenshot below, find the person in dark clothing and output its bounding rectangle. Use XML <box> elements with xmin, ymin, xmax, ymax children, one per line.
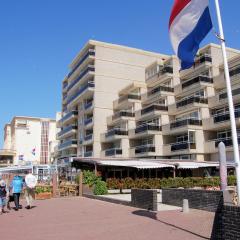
<box><xmin>0</xmin><ymin>180</ymin><xmax>8</xmax><ymax>214</ymax></box>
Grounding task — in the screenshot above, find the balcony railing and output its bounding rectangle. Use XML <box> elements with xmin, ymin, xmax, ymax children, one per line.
<box><xmin>230</xmin><ymin>66</ymin><xmax>240</xmax><ymax>77</ymax></box>
<box><xmin>57</xmin><ymin>125</ymin><xmax>77</xmax><ymax>138</ymax></box>
<box><xmin>59</xmin><ymin>111</ymin><xmax>78</xmax><ymax>124</ymax></box>
<box><xmin>219</xmin><ymin>88</ymin><xmax>240</xmax><ymax>100</ymax></box>
<box><xmin>148</xmin><ymin>86</ymin><xmax>174</xmax><ymax>97</ymax></box>
<box><xmin>194</xmin><ymin>54</ymin><xmax>212</xmax><ymax>66</ymax></box>
<box><xmin>112</xmin><ymin>111</ymin><xmax>135</xmax><ymax>121</ymax></box>
<box><xmin>171</xmin><ymin>142</ymin><xmax>196</xmax><ymax>152</ymax></box>
<box><xmin>105</xmin><ymin>129</ymin><xmax>128</xmax><ymax>138</ymax></box>
<box><xmin>141</xmin><ymin>104</ymin><xmax>168</xmax><ymax>115</ymax></box>
<box><xmin>84</xmin><ymin>118</ymin><xmax>93</xmax><ymax>126</ymax></box>
<box><xmin>105</xmin><ymin>148</ymin><xmax>122</xmax><ymax>156</ymax></box>
<box><xmin>170</xmin><ymin>119</ymin><xmax>202</xmax><ymax>129</ymax></box>
<box><xmin>67</xmin><ymin>81</ymin><xmax>95</xmax><ymax>105</ymax></box>
<box><xmin>176</xmin><ymin>96</ymin><xmax>208</xmax><ymax>108</ymax></box>
<box><xmin>118</xmin><ymin>94</ymin><xmax>141</xmax><ymax>103</ymax></box>
<box><xmin>68</xmin><ymin>49</ymin><xmax>95</xmax><ymax>78</ymax></box>
<box><xmin>63</xmin><ymin>82</ymin><xmax>68</xmax><ymax>89</ymax></box>
<box><xmin>159</xmin><ymin>66</ymin><xmax>173</xmax><ymax>75</ymax></box>
<box><xmin>84</xmin><ymin>134</ymin><xmax>93</xmax><ymax>142</ymax></box>
<box><xmin>135</xmin><ymin>145</ymin><xmax>155</xmax><ymax>154</ymax></box>
<box><xmin>84</xmin><ymin>151</ymin><xmax>93</xmax><ymax>157</ymax></box>
<box><xmin>84</xmin><ymin>101</ymin><xmax>93</xmax><ymax>110</ymax></box>
<box><xmin>58</xmin><ymin>140</ymin><xmax>77</xmax><ymax>150</ymax></box>
<box><xmin>215</xmin><ymin>137</ymin><xmax>240</xmax><ymax>148</ymax></box>
<box><xmin>135</xmin><ymin>124</ymin><xmax>161</xmax><ymax>134</ymax></box>
<box><xmin>214</xmin><ymin>109</ymin><xmax>240</xmax><ymax>123</ymax></box>
<box><xmin>182</xmin><ymin>75</ymin><xmax>213</xmax><ymax>89</ymax></box>
<box><xmin>67</xmin><ymin>65</ymin><xmax>95</xmax><ymax>91</ymax></box>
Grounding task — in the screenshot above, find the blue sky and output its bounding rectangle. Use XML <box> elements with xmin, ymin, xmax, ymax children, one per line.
<box><xmin>0</xmin><ymin>0</ymin><xmax>240</xmax><ymax>147</ymax></box>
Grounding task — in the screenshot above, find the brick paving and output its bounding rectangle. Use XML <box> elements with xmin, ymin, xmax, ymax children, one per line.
<box><xmin>0</xmin><ymin>197</ymin><xmax>215</xmax><ymax>240</ymax></box>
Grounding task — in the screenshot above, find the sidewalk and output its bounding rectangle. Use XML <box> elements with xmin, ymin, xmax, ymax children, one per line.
<box><xmin>0</xmin><ymin>197</ymin><xmax>214</xmax><ymax>240</ymax></box>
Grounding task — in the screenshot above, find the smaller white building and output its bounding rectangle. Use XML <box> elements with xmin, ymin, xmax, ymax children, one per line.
<box><xmin>3</xmin><ymin>116</ymin><xmax>58</xmax><ymax>165</ymax></box>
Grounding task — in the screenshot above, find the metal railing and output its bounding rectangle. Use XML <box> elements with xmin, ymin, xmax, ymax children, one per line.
<box><xmin>57</xmin><ymin>125</ymin><xmax>77</xmax><ymax>138</ymax></box>
<box><xmin>148</xmin><ymin>86</ymin><xmax>174</xmax><ymax>97</ymax></box>
<box><xmin>215</xmin><ymin>137</ymin><xmax>240</xmax><ymax>148</ymax></box>
<box><xmin>219</xmin><ymin>88</ymin><xmax>240</xmax><ymax>100</ymax></box>
<box><xmin>135</xmin><ymin>145</ymin><xmax>155</xmax><ymax>154</ymax></box>
<box><xmin>170</xmin><ymin>119</ymin><xmax>202</xmax><ymax>129</ymax></box>
<box><xmin>118</xmin><ymin>94</ymin><xmax>141</xmax><ymax>103</ymax></box>
<box><xmin>67</xmin><ymin>81</ymin><xmax>95</xmax><ymax>105</ymax></box>
<box><xmin>171</xmin><ymin>142</ymin><xmax>196</xmax><ymax>152</ymax></box>
<box><xmin>67</xmin><ymin>65</ymin><xmax>95</xmax><ymax>91</ymax></box>
<box><xmin>182</xmin><ymin>75</ymin><xmax>213</xmax><ymax>89</ymax></box>
<box><xmin>68</xmin><ymin>49</ymin><xmax>95</xmax><ymax>78</ymax></box>
<box><xmin>84</xmin><ymin>101</ymin><xmax>93</xmax><ymax>110</ymax></box>
<box><xmin>141</xmin><ymin>104</ymin><xmax>168</xmax><ymax>115</ymax></box>
<box><xmin>84</xmin><ymin>118</ymin><xmax>93</xmax><ymax>126</ymax></box>
<box><xmin>59</xmin><ymin>111</ymin><xmax>78</xmax><ymax>124</ymax></box>
<box><xmin>176</xmin><ymin>96</ymin><xmax>208</xmax><ymax>108</ymax></box>
<box><xmin>135</xmin><ymin>124</ymin><xmax>161</xmax><ymax>134</ymax></box>
<box><xmin>84</xmin><ymin>134</ymin><xmax>93</xmax><ymax>142</ymax></box>
<box><xmin>84</xmin><ymin>151</ymin><xmax>93</xmax><ymax>157</ymax></box>
<box><xmin>58</xmin><ymin>140</ymin><xmax>77</xmax><ymax>150</ymax></box>
<box><xmin>105</xmin><ymin>148</ymin><xmax>122</xmax><ymax>156</ymax></box>
<box><xmin>213</xmin><ymin>109</ymin><xmax>240</xmax><ymax>123</ymax></box>
<box><xmin>105</xmin><ymin>129</ymin><xmax>128</xmax><ymax>138</ymax></box>
<box><xmin>230</xmin><ymin>66</ymin><xmax>240</xmax><ymax>77</ymax></box>
<box><xmin>112</xmin><ymin>111</ymin><xmax>135</xmax><ymax>121</ymax></box>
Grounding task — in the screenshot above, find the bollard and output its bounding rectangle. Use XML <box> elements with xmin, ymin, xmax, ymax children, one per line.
<box><xmin>182</xmin><ymin>199</ymin><xmax>189</xmax><ymax>213</ymax></box>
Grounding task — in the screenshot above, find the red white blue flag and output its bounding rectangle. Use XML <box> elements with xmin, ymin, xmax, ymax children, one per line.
<box><xmin>169</xmin><ymin>0</ymin><xmax>212</xmax><ymax>70</ymax></box>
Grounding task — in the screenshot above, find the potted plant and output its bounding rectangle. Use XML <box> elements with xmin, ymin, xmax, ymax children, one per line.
<box><xmin>35</xmin><ymin>186</ymin><xmax>52</xmax><ymax>200</ymax></box>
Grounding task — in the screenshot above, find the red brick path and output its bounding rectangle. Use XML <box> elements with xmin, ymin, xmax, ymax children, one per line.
<box><xmin>0</xmin><ymin>197</ymin><xmax>214</xmax><ymax>240</ymax></box>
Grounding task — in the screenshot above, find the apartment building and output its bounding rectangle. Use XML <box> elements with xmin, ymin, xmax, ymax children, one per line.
<box><xmin>58</xmin><ymin>40</ymin><xmax>240</xmax><ymax>165</ymax></box>
<box><xmin>3</xmin><ymin>116</ymin><xmax>57</xmax><ymax>165</ymax></box>
<box><xmin>57</xmin><ymin>40</ymin><xmax>167</xmax><ymax>160</ymax></box>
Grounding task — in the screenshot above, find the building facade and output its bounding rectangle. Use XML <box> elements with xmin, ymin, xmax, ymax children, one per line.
<box><xmin>3</xmin><ymin>116</ymin><xmax>57</xmax><ymax>165</ymax></box>
<box><xmin>58</xmin><ymin>40</ymin><xmax>240</xmax><ymax>164</ymax></box>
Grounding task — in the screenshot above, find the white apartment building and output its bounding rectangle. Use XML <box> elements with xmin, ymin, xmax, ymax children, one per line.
<box><xmin>58</xmin><ymin>40</ymin><xmax>240</xmax><ymax>166</ymax></box>
<box><xmin>3</xmin><ymin>116</ymin><xmax>57</xmax><ymax>165</ymax></box>
<box><xmin>57</xmin><ymin>40</ymin><xmax>167</xmax><ymax>160</ymax></box>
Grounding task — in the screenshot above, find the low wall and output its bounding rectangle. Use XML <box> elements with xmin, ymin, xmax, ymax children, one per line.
<box><xmin>162</xmin><ymin>188</ymin><xmax>223</xmax><ymax>212</ymax></box>
<box><xmin>211</xmin><ymin>204</ymin><xmax>240</xmax><ymax>240</ymax></box>
<box><xmin>131</xmin><ymin>189</ymin><xmax>157</xmax><ymax>211</ymax></box>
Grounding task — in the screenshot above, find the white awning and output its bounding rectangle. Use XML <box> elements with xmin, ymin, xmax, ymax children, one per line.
<box><xmin>176</xmin><ymin>162</ymin><xmax>219</xmax><ymax>169</ymax></box>
<box><xmin>0</xmin><ymin>165</ymin><xmax>33</xmax><ymax>173</ymax></box>
<box><xmin>98</xmin><ymin>160</ymin><xmax>174</xmax><ymax>169</ymax></box>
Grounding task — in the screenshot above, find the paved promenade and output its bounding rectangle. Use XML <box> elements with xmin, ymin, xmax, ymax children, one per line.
<box><xmin>0</xmin><ymin>197</ymin><xmax>214</xmax><ymax>240</ymax></box>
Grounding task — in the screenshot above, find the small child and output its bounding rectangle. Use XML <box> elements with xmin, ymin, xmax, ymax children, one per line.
<box><xmin>0</xmin><ymin>180</ymin><xmax>8</xmax><ymax>214</ymax></box>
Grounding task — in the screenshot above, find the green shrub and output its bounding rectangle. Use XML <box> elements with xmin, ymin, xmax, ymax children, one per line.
<box><xmin>83</xmin><ymin>170</ymin><xmax>100</xmax><ymax>187</ymax></box>
<box><xmin>106</xmin><ymin>176</ymin><xmax>237</xmax><ymax>190</ymax></box>
<box><xmin>93</xmin><ymin>181</ymin><xmax>108</xmax><ymax>195</ymax></box>
<box><xmin>35</xmin><ymin>186</ymin><xmax>52</xmax><ymax>194</ymax></box>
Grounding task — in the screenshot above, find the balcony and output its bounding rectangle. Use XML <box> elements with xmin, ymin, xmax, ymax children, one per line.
<box><xmin>214</xmin><ymin>109</ymin><xmax>240</xmax><ymax>123</ymax></box>
<box><xmin>214</xmin><ymin>137</ymin><xmax>240</xmax><ymax>148</ymax></box>
<box><xmin>112</xmin><ymin>111</ymin><xmax>135</xmax><ymax>121</ymax></box>
<box><xmin>182</xmin><ymin>75</ymin><xmax>213</xmax><ymax>89</ymax></box>
<box><xmin>230</xmin><ymin>66</ymin><xmax>240</xmax><ymax>78</ymax></box>
<box><xmin>67</xmin><ymin>65</ymin><xmax>95</xmax><ymax>92</ymax></box>
<box><xmin>84</xmin><ymin>101</ymin><xmax>93</xmax><ymax>110</ymax></box>
<box><xmin>84</xmin><ymin>151</ymin><xmax>93</xmax><ymax>157</ymax></box>
<box><xmin>57</xmin><ymin>125</ymin><xmax>77</xmax><ymax>139</ymax></box>
<box><xmin>135</xmin><ymin>145</ymin><xmax>155</xmax><ymax>154</ymax></box>
<box><xmin>67</xmin><ymin>81</ymin><xmax>95</xmax><ymax>106</ymax></box>
<box><xmin>176</xmin><ymin>96</ymin><xmax>208</xmax><ymax>109</ymax></box>
<box><xmin>135</xmin><ymin>124</ymin><xmax>161</xmax><ymax>134</ymax></box>
<box><xmin>84</xmin><ymin>134</ymin><xmax>93</xmax><ymax>142</ymax></box>
<box><xmin>219</xmin><ymin>88</ymin><xmax>240</xmax><ymax>101</ymax></box>
<box><xmin>170</xmin><ymin>119</ymin><xmax>202</xmax><ymax>129</ymax></box>
<box><xmin>141</xmin><ymin>104</ymin><xmax>168</xmax><ymax>116</ymax></box>
<box><xmin>58</xmin><ymin>111</ymin><xmax>78</xmax><ymax>126</ymax></box>
<box><xmin>118</xmin><ymin>94</ymin><xmax>141</xmax><ymax>103</ymax></box>
<box><xmin>68</xmin><ymin>49</ymin><xmax>95</xmax><ymax>78</ymax></box>
<box><xmin>105</xmin><ymin>129</ymin><xmax>128</xmax><ymax>138</ymax></box>
<box><xmin>171</xmin><ymin>142</ymin><xmax>196</xmax><ymax>152</ymax></box>
<box><xmin>105</xmin><ymin>148</ymin><xmax>122</xmax><ymax>157</ymax></box>
<box><xmin>84</xmin><ymin>118</ymin><xmax>93</xmax><ymax>126</ymax></box>
<box><xmin>148</xmin><ymin>86</ymin><xmax>174</xmax><ymax>97</ymax></box>
<box><xmin>58</xmin><ymin>140</ymin><xmax>77</xmax><ymax>151</ymax></box>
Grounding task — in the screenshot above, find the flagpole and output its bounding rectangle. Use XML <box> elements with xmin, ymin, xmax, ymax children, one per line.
<box><xmin>214</xmin><ymin>0</ymin><xmax>240</xmax><ymax>205</ymax></box>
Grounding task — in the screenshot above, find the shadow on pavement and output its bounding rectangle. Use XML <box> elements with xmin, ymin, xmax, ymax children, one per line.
<box><xmin>132</xmin><ymin>210</ymin><xmax>210</xmax><ymax>240</ymax></box>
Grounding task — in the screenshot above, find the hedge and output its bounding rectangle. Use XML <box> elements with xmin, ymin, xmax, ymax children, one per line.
<box><xmin>106</xmin><ymin>176</ymin><xmax>236</xmax><ymax>190</ymax></box>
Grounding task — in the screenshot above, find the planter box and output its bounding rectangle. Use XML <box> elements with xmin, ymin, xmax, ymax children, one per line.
<box><xmin>35</xmin><ymin>192</ymin><xmax>52</xmax><ymax>200</ymax></box>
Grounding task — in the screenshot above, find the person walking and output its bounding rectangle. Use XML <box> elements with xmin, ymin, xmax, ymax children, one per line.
<box><xmin>24</xmin><ymin>174</ymin><xmax>37</xmax><ymax>209</ymax></box>
<box><xmin>10</xmin><ymin>175</ymin><xmax>23</xmax><ymax>211</ymax></box>
<box><xmin>0</xmin><ymin>179</ymin><xmax>8</xmax><ymax>214</ymax></box>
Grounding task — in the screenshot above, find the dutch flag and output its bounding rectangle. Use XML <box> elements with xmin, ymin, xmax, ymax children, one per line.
<box><xmin>169</xmin><ymin>0</ymin><xmax>213</xmax><ymax>70</ymax></box>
